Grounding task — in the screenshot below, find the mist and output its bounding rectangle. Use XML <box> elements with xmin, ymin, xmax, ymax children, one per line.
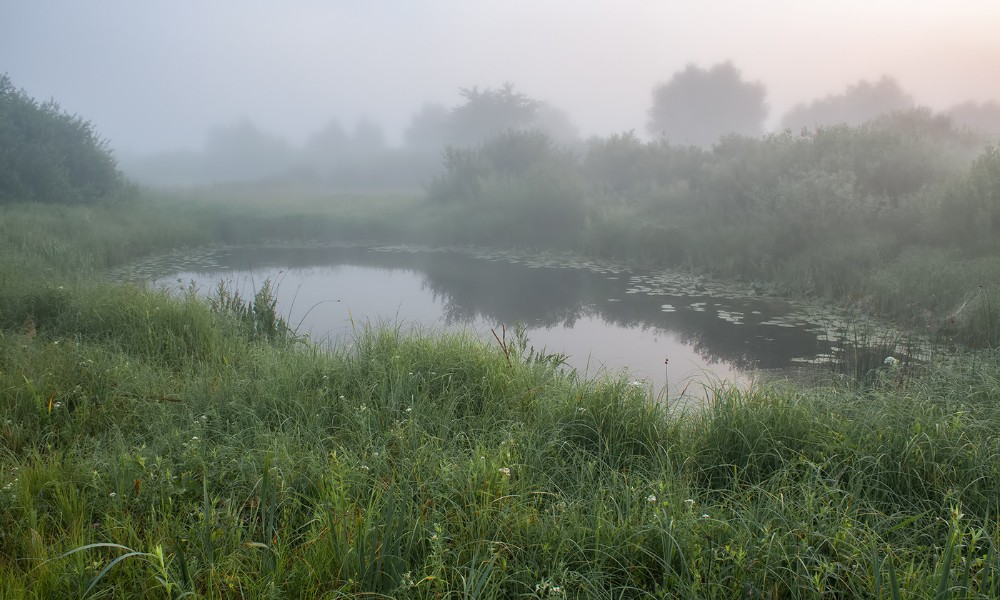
<box><xmin>4</xmin><ymin>1</ymin><xmax>1000</xmax><ymax>177</ymax></box>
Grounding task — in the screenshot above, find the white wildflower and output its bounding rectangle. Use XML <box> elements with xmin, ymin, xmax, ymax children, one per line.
<box><xmin>884</xmin><ymin>356</ymin><xmax>900</xmax><ymax>367</ymax></box>
<box><xmin>109</xmin><ymin>492</ymin><xmax>117</xmax><ymax>498</ymax></box>
<box><xmin>647</xmin><ymin>494</ymin><xmax>657</xmax><ymax>504</ymax></box>
<box><xmin>498</xmin><ymin>467</ymin><xmax>511</xmax><ymax>477</ymax></box>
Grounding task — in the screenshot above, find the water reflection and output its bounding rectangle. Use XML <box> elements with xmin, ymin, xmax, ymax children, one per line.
<box><xmin>151</xmin><ymin>245</ymin><xmax>836</xmax><ymax>391</ymax></box>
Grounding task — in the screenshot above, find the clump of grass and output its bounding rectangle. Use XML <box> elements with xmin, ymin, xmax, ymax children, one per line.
<box><xmin>831</xmin><ymin>318</ymin><xmax>916</xmax><ymax>387</ymax></box>
<box><xmin>209</xmin><ymin>278</ymin><xmax>293</xmax><ymax>343</ymax></box>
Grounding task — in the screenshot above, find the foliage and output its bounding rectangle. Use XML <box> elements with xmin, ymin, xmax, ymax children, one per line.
<box><xmin>646</xmin><ymin>62</ymin><xmax>768</xmax><ymax>147</ymax></box>
<box><xmin>0</xmin><ymin>73</ymin><xmax>127</xmax><ymax>204</ymax></box>
<box><xmin>447</xmin><ymin>82</ymin><xmax>542</xmax><ymax>146</ymax></box>
<box><xmin>428</xmin><ymin>129</ymin><xmax>586</xmax><ymax>247</ymax></box>
<box><xmin>948</xmin><ymin>99</ymin><xmax>1000</xmax><ymax>138</ymax></box>
<box><xmin>781</xmin><ymin>75</ymin><xmax>914</xmax><ymax>131</ymax></box>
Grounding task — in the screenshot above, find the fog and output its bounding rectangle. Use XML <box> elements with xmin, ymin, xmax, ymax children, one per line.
<box><xmin>4</xmin><ymin>1</ymin><xmax>1000</xmax><ymax>181</ymax></box>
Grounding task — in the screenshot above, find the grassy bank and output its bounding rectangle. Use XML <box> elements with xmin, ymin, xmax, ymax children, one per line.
<box><xmin>2</xmin><ymin>197</ymin><xmax>1000</xmax><ymax>597</ymax></box>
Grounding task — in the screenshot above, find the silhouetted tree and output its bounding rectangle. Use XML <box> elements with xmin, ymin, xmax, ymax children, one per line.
<box><xmin>0</xmin><ymin>73</ymin><xmax>125</xmax><ymax>203</ymax></box>
<box><xmin>781</xmin><ymin>76</ymin><xmax>913</xmax><ymax>131</ymax></box>
<box><xmin>448</xmin><ymin>83</ymin><xmax>541</xmax><ymax>146</ymax></box>
<box><xmin>646</xmin><ymin>62</ymin><xmax>768</xmax><ymax>148</ymax></box>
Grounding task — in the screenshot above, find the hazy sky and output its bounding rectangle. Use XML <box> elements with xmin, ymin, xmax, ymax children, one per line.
<box><xmin>3</xmin><ymin>1</ymin><xmax>999</xmax><ymax>154</ymax></box>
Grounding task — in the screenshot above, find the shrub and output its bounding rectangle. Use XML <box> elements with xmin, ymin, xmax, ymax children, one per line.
<box><xmin>0</xmin><ymin>73</ymin><xmax>127</xmax><ymax>204</ymax></box>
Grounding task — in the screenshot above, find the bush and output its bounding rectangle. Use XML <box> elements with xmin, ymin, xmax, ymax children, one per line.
<box><xmin>0</xmin><ymin>73</ymin><xmax>127</xmax><ymax>204</ymax></box>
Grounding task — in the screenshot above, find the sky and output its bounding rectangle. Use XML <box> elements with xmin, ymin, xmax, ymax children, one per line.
<box><xmin>3</xmin><ymin>1</ymin><xmax>1000</xmax><ymax>155</ymax></box>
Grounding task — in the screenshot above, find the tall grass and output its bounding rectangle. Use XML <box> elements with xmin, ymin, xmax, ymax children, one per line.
<box><xmin>3</xmin><ymin>193</ymin><xmax>1000</xmax><ymax>597</ymax></box>
<box><xmin>4</xmin><ymin>300</ymin><xmax>1000</xmax><ymax>597</ymax></box>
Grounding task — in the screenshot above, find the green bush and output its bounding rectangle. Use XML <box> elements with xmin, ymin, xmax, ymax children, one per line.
<box><xmin>0</xmin><ymin>73</ymin><xmax>127</xmax><ymax>204</ymax></box>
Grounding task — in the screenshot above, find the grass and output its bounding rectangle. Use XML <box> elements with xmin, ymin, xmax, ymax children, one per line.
<box><xmin>2</xmin><ymin>195</ymin><xmax>1000</xmax><ymax>597</ymax></box>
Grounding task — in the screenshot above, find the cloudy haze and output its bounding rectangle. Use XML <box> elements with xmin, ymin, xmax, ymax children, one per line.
<box><xmin>3</xmin><ymin>1</ymin><xmax>999</xmax><ymax>155</ymax></box>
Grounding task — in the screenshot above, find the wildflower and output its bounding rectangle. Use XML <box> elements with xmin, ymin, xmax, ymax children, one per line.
<box><xmin>339</xmin><ymin>395</ymin><xmax>345</xmax><ymax>400</ymax></box>
<box><xmin>109</xmin><ymin>492</ymin><xmax>117</xmax><ymax>498</ymax></box>
<box><xmin>200</xmin><ymin>415</ymin><xmax>207</xmax><ymax>421</ymax></box>
<box><xmin>685</xmin><ymin>499</ymin><xmax>695</xmax><ymax>505</ymax></box>
<box><xmin>191</xmin><ymin>436</ymin><xmax>199</xmax><ymax>441</ymax></box>
<box><xmin>498</xmin><ymin>467</ymin><xmax>511</xmax><ymax>477</ymax></box>
<box><xmin>701</xmin><ymin>513</ymin><xmax>710</xmax><ymax>519</ymax></box>
<box><xmin>53</xmin><ymin>402</ymin><xmax>62</xmax><ymax>409</ymax></box>
<box><xmin>577</xmin><ymin>407</ymin><xmax>586</xmax><ymax>413</ymax></box>
<box><xmin>884</xmin><ymin>356</ymin><xmax>900</xmax><ymax>367</ymax></box>
<box><xmin>406</xmin><ymin>407</ymin><xmax>412</xmax><ymax>413</ymax></box>
<box><xmin>647</xmin><ymin>494</ymin><xmax>657</xmax><ymax>504</ymax></box>
<box><xmin>360</xmin><ymin>465</ymin><xmax>370</xmax><ymax>472</ymax></box>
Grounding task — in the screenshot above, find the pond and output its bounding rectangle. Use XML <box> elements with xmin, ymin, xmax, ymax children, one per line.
<box><xmin>122</xmin><ymin>244</ymin><xmax>874</xmax><ymax>397</ymax></box>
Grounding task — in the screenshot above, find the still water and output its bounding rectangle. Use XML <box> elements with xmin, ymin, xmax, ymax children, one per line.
<box><xmin>141</xmin><ymin>244</ymin><xmax>851</xmax><ymax>395</ymax></box>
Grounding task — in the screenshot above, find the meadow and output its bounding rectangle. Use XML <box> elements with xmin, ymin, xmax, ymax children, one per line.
<box><xmin>2</xmin><ymin>196</ymin><xmax>1000</xmax><ymax>598</ymax></box>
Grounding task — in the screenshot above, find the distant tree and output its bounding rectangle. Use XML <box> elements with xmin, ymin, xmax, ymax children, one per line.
<box><xmin>0</xmin><ymin>73</ymin><xmax>125</xmax><ymax>204</ymax></box>
<box><xmin>448</xmin><ymin>83</ymin><xmax>541</xmax><ymax>146</ymax></box>
<box><xmin>533</xmin><ymin>103</ymin><xmax>579</xmax><ymax>146</ymax></box>
<box><xmin>948</xmin><ymin>100</ymin><xmax>1000</xmax><ymax>138</ymax></box>
<box><xmin>303</xmin><ymin>119</ymin><xmax>351</xmax><ymax>162</ymax></box>
<box><xmin>967</xmin><ymin>144</ymin><xmax>1000</xmax><ymax>238</ymax></box>
<box><xmin>403</xmin><ymin>103</ymin><xmax>451</xmax><ymax>150</ymax></box>
<box><xmin>351</xmin><ymin>118</ymin><xmax>387</xmax><ymax>156</ymax></box>
<box><xmin>646</xmin><ymin>62</ymin><xmax>768</xmax><ymax>148</ymax></box>
<box><xmin>781</xmin><ymin>76</ymin><xmax>913</xmax><ymax>131</ymax></box>
<box><xmin>202</xmin><ymin>119</ymin><xmax>293</xmax><ymax>181</ymax></box>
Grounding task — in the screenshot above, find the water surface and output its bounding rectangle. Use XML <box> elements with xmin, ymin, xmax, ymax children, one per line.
<box><xmin>140</xmin><ymin>245</ymin><xmax>854</xmax><ymax>396</ymax></box>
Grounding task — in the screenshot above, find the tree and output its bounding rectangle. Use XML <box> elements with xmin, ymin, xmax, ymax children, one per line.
<box><xmin>0</xmin><ymin>73</ymin><xmax>125</xmax><ymax>204</ymax></box>
<box><xmin>533</xmin><ymin>103</ymin><xmax>579</xmax><ymax>146</ymax></box>
<box><xmin>646</xmin><ymin>62</ymin><xmax>768</xmax><ymax>148</ymax></box>
<box><xmin>448</xmin><ymin>83</ymin><xmax>541</xmax><ymax>146</ymax></box>
<box><xmin>781</xmin><ymin>76</ymin><xmax>913</xmax><ymax>131</ymax></box>
<box><xmin>403</xmin><ymin>103</ymin><xmax>451</xmax><ymax>150</ymax></box>
<box><xmin>202</xmin><ymin>119</ymin><xmax>293</xmax><ymax>181</ymax></box>
<box><xmin>948</xmin><ymin>100</ymin><xmax>1000</xmax><ymax>138</ymax></box>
